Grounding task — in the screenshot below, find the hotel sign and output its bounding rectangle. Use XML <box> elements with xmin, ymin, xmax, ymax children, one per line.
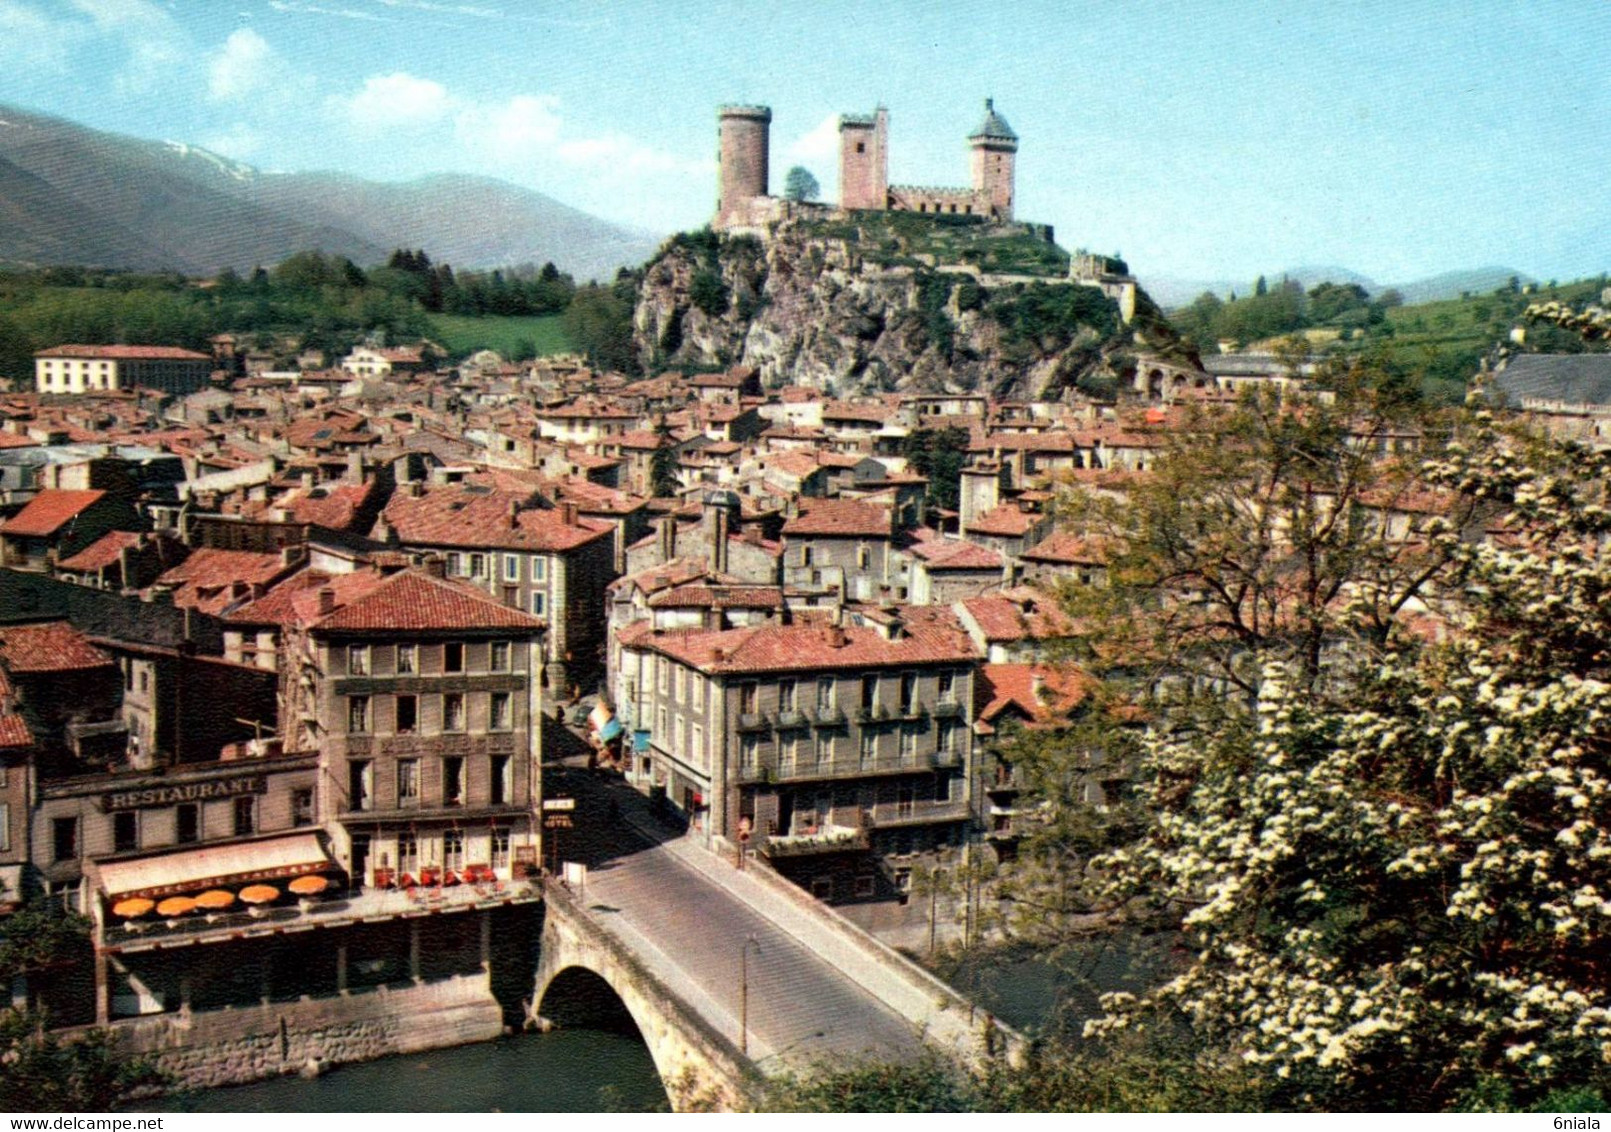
<box><xmin>101</xmin><ymin>776</ymin><xmax>267</xmax><ymax>813</ymax></box>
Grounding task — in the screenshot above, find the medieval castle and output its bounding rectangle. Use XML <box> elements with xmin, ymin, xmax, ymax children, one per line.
<box><xmin>714</xmin><ymin>99</ymin><xmax>1020</xmax><ymax>232</ymax></box>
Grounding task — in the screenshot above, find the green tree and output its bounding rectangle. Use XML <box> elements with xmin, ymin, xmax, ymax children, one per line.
<box><xmin>901</xmin><ymin>426</ymin><xmax>971</xmax><ymax>518</ymax></box>
<box><xmin>563</xmin><ymin>283</ymin><xmax>638</xmax><ymax>374</ymax></box>
<box><xmin>783</xmin><ymin>165</ymin><xmax>821</xmax><ymax>202</ymax></box>
<box><xmin>649</xmin><ymin>414</ymin><xmax>680</xmax><ymax>498</ymax></box>
<box><xmin>0</xmin><ymin>1010</ymin><xmax>168</xmax><ymax>1110</ymax></box>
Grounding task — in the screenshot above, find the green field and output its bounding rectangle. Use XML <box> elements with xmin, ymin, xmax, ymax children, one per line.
<box><xmin>427</xmin><ymin>313</ymin><xmax>572</xmax><ymax>358</ymax></box>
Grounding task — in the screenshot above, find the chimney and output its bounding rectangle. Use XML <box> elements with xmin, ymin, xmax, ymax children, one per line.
<box><xmin>117</xmin><ymin>544</ymin><xmax>134</xmax><ymax>589</ymax></box>
<box><xmin>317</xmin><ymin>586</ymin><xmax>335</xmax><ymax>615</ymax></box>
<box><xmin>508</xmin><ymin>499</ymin><xmax>520</xmax><ymax>529</ymax></box>
<box><xmin>560</xmin><ymin>501</ymin><xmax>579</xmax><ymax>527</ymax></box>
<box><xmin>280</xmin><ymin>543</ymin><xmax>302</xmax><ymax>568</ymax></box>
<box><xmin>231</xmin><ymin>580</ymin><xmax>249</xmax><ymax>600</ymax></box>
<box><xmin>408</xmin><ymin>481</ymin><xmax>424</xmax><ymax>498</ymax></box>
<box><xmin>657</xmin><ymin>516</ymin><xmax>676</xmax><ymax>562</ymax></box>
<box><xmin>710</xmin><ymin>503</ymin><xmax>729</xmax><ymax>575</ymax></box>
<box><xmin>824</xmin><ymin>623</ymin><xmax>847</xmax><ymax>649</ymax></box>
<box><xmin>423</xmin><ymin>556</ymin><xmax>446</xmax><ymax>579</ymax></box>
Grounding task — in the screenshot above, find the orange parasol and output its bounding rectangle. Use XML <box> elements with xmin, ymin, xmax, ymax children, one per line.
<box><xmin>194</xmin><ymin>889</ymin><xmax>236</xmax><ymax>910</ymax></box>
<box><xmin>156</xmin><ymin>896</ymin><xmax>196</xmax><ymax>917</ymax></box>
<box><xmin>288</xmin><ymin>875</ymin><xmax>329</xmax><ymax>896</ymax></box>
<box><xmin>239</xmin><ymin>884</ymin><xmax>279</xmax><ymax>905</ymax></box>
<box><xmin>112</xmin><ymin>897</ymin><xmax>154</xmax><ymax>918</ymax></box>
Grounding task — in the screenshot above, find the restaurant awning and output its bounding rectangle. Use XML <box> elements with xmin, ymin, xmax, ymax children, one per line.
<box><xmin>94</xmin><ymin>832</ymin><xmax>333</xmax><ymax>899</ymax></box>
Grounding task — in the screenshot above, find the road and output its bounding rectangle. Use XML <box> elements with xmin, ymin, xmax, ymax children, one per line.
<box><xmin>545</xmin><ymin>763</ymin><xmax>927</xmax><ymax>1070</ymax></box>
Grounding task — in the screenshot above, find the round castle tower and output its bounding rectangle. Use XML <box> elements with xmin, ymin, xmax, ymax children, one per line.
<box><xmin>716</xmin><ymin>104</ymin><xmax>771</xmax><ymax>227</ymax></box>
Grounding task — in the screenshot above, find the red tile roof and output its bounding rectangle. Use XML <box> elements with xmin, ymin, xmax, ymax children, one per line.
<box><xmin>974</xmin><ymin>663</ymin><xmax>1092</xmax><ymax>733</ymax></box>
<box><xmin>959</xmin><ymin>590</ymin><xmax>1075</xmax><ymax>643</ymax></box>
<box><xmin>154</xmin><ymin>548</ymin><xmax>295</xmax><ymax>614</ymax></box>
<box><xmin>782</xmin><ymin>498</ymin><xmax>894</xmax><ymax>539</ymax></box>
<box><xmin>1</xmin><ymin>489</ymin><xmax>112</xmax><ymax>538</ymax></box>
<box><xmin>0</xmin><ymin>621</ymin><xmax>114</xmax><ymax>673</ymax></box>
<box><xmin>56</xmin><ymin>529</ymin><xmax>145</xmax><ymax>571</ymax></box>
<box><xmin>255</xmin><ymin>481</ymin><xmax>377</xmax><ymax>532</ymax></box>
<box><xmin>0</xmin><ymin>712</ymin><xmax>32</xmax><ymax>748</ymax></box>
<box><xmin>646</xmin><ymin>584</ymin><xmax>785</xmax><ymax>610</ymax></box>
<box><xmin>311</xmin><ymin>570</ymin><xmax>545</xmax><ymax>634</ymax></box>
<box><xmin>36</xmin><ymin>345</ymin><xmax>210</xmax><ymax>361</ymax></box>
<box><xmin>618</xmin><ymin>604</ymin><xmax>978</xmax><ymax>675</ymax></box>
<box><xmin>381</xmin><ymin>487</ymin><xmax>613</xmax><ymax>553</ymax></box>
<box><xmin>911</xmin><ymin>538</ymin><xmax>1004</xmax><ymax>571</ymax></box>
<box><xmin>965</xmin><ymin>504</ymin><xmax>1039</xmax><ymax>538</ymax></box>
<box><xmin>1019</xmin><ymin>531</ymin><xmax>1117</xmax><ymax>565</ymax></box>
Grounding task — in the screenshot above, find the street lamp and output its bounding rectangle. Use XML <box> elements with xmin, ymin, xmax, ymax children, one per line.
<box><xmin>740</xmin><ymin>932</ymin><xmax>761</xmax><ymax>1057</ymax></box>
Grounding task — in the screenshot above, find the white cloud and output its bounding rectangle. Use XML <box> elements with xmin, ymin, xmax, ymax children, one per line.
<box><xmin>201</xmin><ymin>123</ymin><xmax>266</xmax><ymax>161</ymax></box>
<box><xmin>208</xmin><ymin>28</ymin><xmax>275</xmax><ymax>101</ymax></box>
<box><xmin>0</xmin><ymin>1</ymin><xmax>75</xmax><ymax>71</ymax></box>
<box><xmin>454</xmin><ymin>93</ymin><xmax>562</xmax><ymax>154</ymax></box>
<box><xmin>337</xmin><ymin>72</ymin><xmax>452</xmax><ymax>130</ymax></box>
<box><xmin>786</xmin><ymin>113</ymin><xmax>840</xmax><ymax>165</ymax></box>
<box><xmin>267</xmin><ymin>0</ymin><xmax>394</xmax><ymax>22</ymax></box>
<box><xmin>67</xmin><ymin>0</ymin><xmax>188</xmax><ymax>94</ymax></box>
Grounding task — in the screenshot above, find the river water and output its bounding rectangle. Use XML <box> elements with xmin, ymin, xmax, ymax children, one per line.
<box><xmin>155</xmin><ymin>1030</ymin><xmax>668</xmax><ymax>1113</ymax></box>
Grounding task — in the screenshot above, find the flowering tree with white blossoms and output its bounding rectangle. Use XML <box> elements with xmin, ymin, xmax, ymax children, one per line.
<box><xmin>1086</xmin><ymin>406</ymin><xmax>1611</xmax><ymax>1110</ymax></box>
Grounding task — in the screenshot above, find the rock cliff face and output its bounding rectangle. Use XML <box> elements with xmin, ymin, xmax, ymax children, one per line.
<box><xmin>633</xmin><ymin>218</ymin><xmax>1178</xmax><ymax>399</ymax></box>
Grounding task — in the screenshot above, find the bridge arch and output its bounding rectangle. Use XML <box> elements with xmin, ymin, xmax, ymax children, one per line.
<box><xmin>534</xmin><ymin>885</ymin><xmax>759</xmax><ymax>1111</ymax></box>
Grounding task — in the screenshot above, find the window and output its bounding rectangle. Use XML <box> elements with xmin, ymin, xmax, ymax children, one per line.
<box><xmin>396</xmin><ymin>643</ymin><xmax>416</xmax><ymax>674</ymax></box>
<box><xmin>854</xmin><ymin>874</ymin><xmax>876</xmax><ymax>898</ymax></box>
<box><xmin>113</xmin><ymin>811</ymin><xmax>137</xmax><ymax>853</ymax></box>
<box><xmin>443</xmin><ymin>693</ymin><xmax>466</xmax><ymax>732</ymax></box>
<box><xmin>470</xmin><ymin>553</ymin><xmax>487</xmax><ymax>579</ymax></box>
<box><xmin>657</xmin><ymin>658</ymin><xmax>669</xmax><ymax>695</ymax></box>
<box><xmin>800</xmin><ymin>544</ymin><xmax>814</xmax><ymax>567</ymax></box>
<box><xmin>938</xmin><ymin>720</ymin><xmax>957</xmax><ymax>755</ymax></box>
<box><xmin>938</xmin><ymin>669</ymin><xmax>956</xmax><ymax>704</ymax></box>
<box><xmin>857</xmin><ymin>544</ymin><xmax>870</xmax><ymax>570</ymax></box>
<box><xmin>503</xmin><ymin>554</ymin><xmax>520</xmax><ymax>582</ymax></box>
<box><xmin>815</xmin><ymin>732</ymin><xmax>833</xmax><ymax>765</ymax></box>
<box><xmin>348</xmin><ymin>695</ymin><xmax>370</xmax><ymax>733</ymax></box>
<box><xmin>691</xmin><ymin>723</ymin><xmax>704</xmax><ymax>765</ymax></box>
<box><xmin>292</xmin><ymin>788</ymin><xmax>315</xmax><ymax>827</ymax></box>
<box><xmin>899</xmin><ymin>672</ymin><xmax>917</xmax><ymax>715</ymax></box>
<box><xmin>444</xmin><ymin>643</ymin><xmax>464</xmax><ymax>673</ymax></box>
<box><xmin>860</xmin><ymin>728</ymin><xmax>877</xmax><ymax>764</ymax></box>
<box><xmin>532</xmin><ymin>593</ymin><xmax>546</xmax><ymax>616</ymax></box>
<box><xmin>446</xmin><ymin>552</ymin><xmax>463</xmax><ymax>576</ymax></box>
<box><xmin>443</xmin><ymin>757</ymin><xmax>464</xmax><ymax>806</ymax></box>
<box><xmin>739</xmin><ymin>682</ymin><xmax>758</xmax><ymax>714</ymax></box>
<box><xmin>530</xmin><ymin>555</ymin><xmax>547</xmax><ymax>582</ymax></box>
<box><xmin>740</xmin><ymin>733</ymin><xmax>759</xmax><ymax>770</ymax></box>
<box><xmin>490</xmin><ymin>641</ymin><xmax>510</xmax><ymax>672</ymax></box>
<box><xmin>443</xmin><ymin>829</ymin><xmax>464</xmax><ymax>872</ymax></box>
<box><xmin>490</xmin><ymin>828</ymin><xmax>510</xmax><ymax>870</ymax></box>
<box><xmin>348</xmin><ymin>644</ymin><xmax>369</xmax><ymax>675</ymax></box>
<box><xmin>491</xmin><ymin>755</ymin><xmax>511</xmax><ymax>805</ymax></box>
<box><xmin>0</xmin><ymin>802</ymin><xmax>8</xmax><ymax>853</ymax></box>
<box><xmin>53</xmin><ymin>818</ymin><xmax>78</xmax><ymax>863</ymax></box>
<box><xmin>233</xmin><ymin>795</ymin><xmax>256</xmax><ymax>836</ymax></box>
<box><xmin>674</xmin><ymin>665</ymin><xmax>685</xmax><ymax>704</ymax></box>
<box><xmin>489</xmin><ymin>692</ymin><xmax>511</xmax><ymax>731</ymax></box>
<box><xmin>395</xmin><ymin>694</ymin><xmax>417</xmax><ymax>733</ymax></box>
<box><xmin>398</xmin><ymin>759</ymin><xmax>420</xmax><ymax>806</ymax></box>
<box><xmin>861</xmin><ymin>675</ymin><xmax>878</xmax><ymax>711</ymax></box>
<box><xmin>816</xmin><ymin>676</ymin><xmax>834</xmax><ymax>712</ymax></box>
<box><xmin>398</xmin><ymin>833</ymin><xmax>419</xmax><ymax>875</ymax></box>
<box><xmin>350</xmin><ymin>761</ymin><xmax>373</xmax><ymax>812</ymax></box>
<box><xmin>139</xmin><ymin>669</ymin><xmax>149</xmax><ymax>694</ymax></box>
<box><xmin>900</xmin><ymin>725</ymin><xmax>916</xmax><ymax>759</ymax></box>
<box><xmin>778</xmin><ymin>678</ymin><xmax>796</xmax><ymax>712</ymax></box>
<box><xmin>176</xmin><ymin>803</ymin><xmax>199</xmax><ymax>843</ymax></box>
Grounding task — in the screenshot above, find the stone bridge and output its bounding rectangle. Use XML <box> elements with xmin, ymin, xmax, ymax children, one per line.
<box><xmin>530</xmin><ymin>830</ymin><xmax>1019</xmax><ymax>1111</ymax></box>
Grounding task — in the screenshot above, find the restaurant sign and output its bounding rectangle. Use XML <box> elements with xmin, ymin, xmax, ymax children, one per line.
<box><xmin>102</xmin><ymin>775</ymin><xmax>267</xmax><ymax>813</ymax></box>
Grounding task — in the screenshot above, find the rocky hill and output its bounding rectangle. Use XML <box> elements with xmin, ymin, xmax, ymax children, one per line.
<box><xmin>633</xmin><ymin>211</ymin><xmax>1186</xmax><ymax>399</ymax></box>
<box><xmin>0</xmin><ymin>104</ymin><xmax>659</xmax><ymax>279</ymax></box>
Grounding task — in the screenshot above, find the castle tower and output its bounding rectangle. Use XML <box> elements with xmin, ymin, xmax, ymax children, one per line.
<box><xmin>838</xmin><ymin>105</ymin><xmax>888</xmax><ymax>211</ymax></box>
<box><xmin>968</xmin><ymin>98</ymin><xmax>1018</xmax><ymax>221</ymax></box>
<box><xmin>716</xmin><ymin>104</ymin><xmax>772</xmax><ymax>228</ymax></box>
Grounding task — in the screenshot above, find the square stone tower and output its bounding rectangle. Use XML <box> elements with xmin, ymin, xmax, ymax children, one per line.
<box><xmin>838</xmin><ymin>106</ymin><xmax>889</xmax><ymax>211</ymax></box>
<box><xmin>968</xmin><ymin>99</ymin><xmax>1018</xmax><ymax>221</ymax></box>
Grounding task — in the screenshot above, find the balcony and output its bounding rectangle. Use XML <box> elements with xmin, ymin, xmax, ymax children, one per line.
<box><xmin>862</xmin><ymin>799</ymin><xmax>973</xmax><ymax>828</ymax></box>
<box><xmin>736</xmin><ymin>712</ymin><xmax>771</xmax><ymax>732</ymax></box>
<box><xmin>774</xmin><ymin>708</ymin><xmax>808</xmax><ymax>729</ymax></box>
<box><xmin>853</xmin><ymin>703</ymin><xmax>889</xmax><ymax>723</ymax></box>
<box><xmin>929</xmin><ymin>748</ymin><xmax>963</xmax><ymax>769</ymax></box>
<box><xmin>757</xmin><ymin>825</ymin><xmax>869</xmax><ymax>858</ymax></box>
<box><xmin>740</xmin><ymin>753</ymin><xmax>954</xmax><ymax>784</ymax></box>
<box><xmin>810</xmin><ymin>705</ymin><xmax>846</xmax><ymax>727</ymax></box>
<box><xmin>931</xmin><ymin>699</ymin><xmax>965</xmax><ymax>720</ymax></box>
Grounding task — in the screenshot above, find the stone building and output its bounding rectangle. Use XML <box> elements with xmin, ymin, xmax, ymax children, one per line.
<box><xmin>613</xmin><ymin>604</ymin><xmax>979</xmax><ymax>902</ymax></box>
<box><xmin>34</xmin><ymin>345</ymin><xmax>213</xmax><ymax>397</ymax></box>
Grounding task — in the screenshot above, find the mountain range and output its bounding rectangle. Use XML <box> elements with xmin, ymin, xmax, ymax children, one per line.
<box><xmin>0</xmin><ymin>105</ymin><xmax>662</xmax><ymax>282</ymax></box>
<box><xmin>1141</xmin><ymin>264</ymin><xmax>1537</xmax><ymax>311</ymax></box>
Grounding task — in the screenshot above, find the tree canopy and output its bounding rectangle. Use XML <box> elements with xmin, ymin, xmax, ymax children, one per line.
<box><xmin>783</xmin><ymin>166</ymin><xmax>821</xmax><ymax>203</ymax></box>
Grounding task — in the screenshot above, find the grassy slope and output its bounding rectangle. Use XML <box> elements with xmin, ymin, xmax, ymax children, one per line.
<box><xmin>427</xmin><ymin>313</ymin><xmax>572</xmax><ymax>357</ymax></box>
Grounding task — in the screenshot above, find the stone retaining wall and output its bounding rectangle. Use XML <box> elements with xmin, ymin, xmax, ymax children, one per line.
<box><xmin>107</xmin><ymin>975</ymin><xmax>504</xmax><ymax>1090</ymax></box>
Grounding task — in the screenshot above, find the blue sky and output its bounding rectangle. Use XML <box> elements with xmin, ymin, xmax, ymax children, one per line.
<box><xmin>0</xmin><ymin>0</ymin><xmax>1606</xmax><ymax>286</ymax></box>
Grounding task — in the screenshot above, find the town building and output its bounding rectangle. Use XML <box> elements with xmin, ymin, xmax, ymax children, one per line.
<box><xmin>35</xmin><ymin>346</ymin><xmax>213</xmax><ymax>397</ymax></box>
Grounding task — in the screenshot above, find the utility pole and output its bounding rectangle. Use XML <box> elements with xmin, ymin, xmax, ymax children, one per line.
<box><xmin>740</xmin><ymin>932</ymin><xmax>760</xmax><ymax>1057</ymax></box>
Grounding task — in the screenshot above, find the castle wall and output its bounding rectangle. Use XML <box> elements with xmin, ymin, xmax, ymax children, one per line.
<box><xmin>888</xmin><ymin>185</ymin><xmax>992</xmax><ymax>217</ymax></box>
